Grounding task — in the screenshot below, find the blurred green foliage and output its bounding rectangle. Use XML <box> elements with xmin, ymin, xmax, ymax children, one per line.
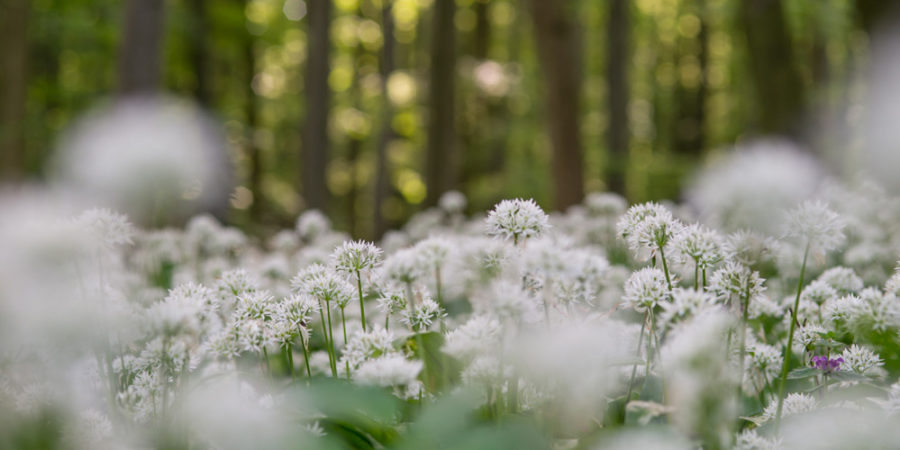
<box><xmin>20</xmin><ymin>0</ymin><xmax>866</xmax><ymax>236</ymax></box>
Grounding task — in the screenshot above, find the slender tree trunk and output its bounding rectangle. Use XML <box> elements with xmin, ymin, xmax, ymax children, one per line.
<box><xmin>425</xmin><ymin>0</ymin><xmax>458</xmax><ymax>207</ymax></box>
<box><xmin>606</xmin><ymin>0</ymin><xmax>629</xmax><ymax>195</ymax></box>
<box><xmin>474</xmin><ymin>0</ymin><xmax>490</xmax><ymax>60</ymax></box>
<box><xmin>119</xmin><ymin>0</ymin><xmax>165</xmax><ymax>96</ymax></box>
<box><xmin>301</xmin><ymin>0</ymin><xmax>332</xmax><ymax>211</ymax></box>
<box><xmin>673</xmin><ymin>0</ymin><xmax>708</xmax><ymax>157</ymax></box>
<box><xmin>739</xmin><ymin>0</ymin><xmax>806</xmax><ymax>139</ymax></box>
<box><xmin>187</xmin><ymin>0</ymin><xmax>211</xmax><ymax>107</ymax></box>
<box><xmin>529</xmin><ymin>0</ymin><xmax>584</xmax><ymax>209</ymax></box>
<box><xmin>0</xmin><ymin>0</ymin><xmax>29</xmax><ymax>181</ymax></box>
<box><xmin>242</xmin><ymin>0</ymin><xmax>262</xmax><ymax>219</ymax></box>
<box><xmin>373</xmin><ymin>1</ymin><xmax>395</xmax><ymax>238</ymax></box>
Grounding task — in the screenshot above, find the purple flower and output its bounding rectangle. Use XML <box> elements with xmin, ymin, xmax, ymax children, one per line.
<box><xmin>810</xmin><ymin>355</ymin><xmax>844</xmax><ymax>373</ymax></box>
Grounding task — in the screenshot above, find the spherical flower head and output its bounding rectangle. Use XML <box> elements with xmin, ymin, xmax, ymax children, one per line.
<box><xmin>353</xmin><ymin>354</ymin><xmax>423</xmax><ymax>388</ymax></box>
<box><xmin>762</xmin><ymin>393</ymin><xmax>817</xmax><ymax>421</ymax></box>
<box><xmin>75</xmin><ymin>208</ymin><xmax>135</xmax><ymax>248</ymax></box>
<box><xmin>800</xmin><ymin>279</ymin><xmax>838</xmax><ymax>305</ymax></box>
<box><xmin>622</xmin><ymin>267</ymin><xmax>669</xmax><ymax>313</ymax></box>
<box><xmin>617</xmin><ymin>202</ymin><xmax>682</xmax><ymax>261</ymax></box>
<box><xmin>443</xmin><ymin>315</ymin><xmax>501</xmax><ymax>362</ymax></box>
<box><xmin>438</xmin><ymin>190</ymin><xmax>467</xmax><ymax>214</ymax></box>
<box><xmin>584</xmin><ymin>192</ymin><xmax>627</xmax><ymax>217</ymax></box>
<box><xmin>722</xmin><ymin>229</ymin><xmax>778</xmax><ymax>267</ymax></box>
<box><xmin>660</xmin><ymin>288</ymin><xmax>717</xmax><ymax>327</ymax></box>
<box><xmin>280</xmin><ymin>293</ymin><xmax>320</xmax><ymax>328</ymax></box>
<box><xmin>784</xmin><ymin>200</ymin><xmax>846</xmax><ymax>258</ymax></box>
<box><xmin>485</xmin><ymin>198</ymin><xmax>550</xmax><ymax>243</ymax></box>
<box><xmin>295</xmin><ymin>210</ymin><xmax>331</xmax><ymax>242</ymax></box>
<box><xmin>707</xmin><ymin>261</ymin><xmax>765</xmax><ymax>303</ymax></box>
<box><xmin>293</xmin><ymin>264</ymin><xmax>355</xmax><ymax>308</ymax></box>
<box><xmin>672</xmin><ymin>223</ymin><xmax>723</xmax><ymax>269</ymax></box>
<box><xmin>840</xmin><ymin>344</ymin><xmax>884</xmax><ymax>377</ymax></box>
<box><xmin>331</xmin><ymin>240</ymin><xmax>383</xmax><ymax>273</ymax></box>
<box><xmin>400</xmin><ymin>297</ymin><xmax>446</xmax><ymax>332</ymax></box>
<box><xmin>817</xmin><ymin>266</ymin><xmax>863</xmax><ymax>295</ymax></box>
<box><xmin>381</xmin><ymin>247</ymin><xmax>425</xmax><ymax>284</ymax></box>
<box><xmin>340</xmin><ymin>328</ymin><xmax>396</xmax><ymax>368</ymax></box>
<box><xmin>412</xmin><ymin>236</ymin><xmax>453</xmax><ymax>270</ymax></box>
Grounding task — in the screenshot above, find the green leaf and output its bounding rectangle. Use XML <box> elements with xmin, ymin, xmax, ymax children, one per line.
<box><xmin>406</xmin><ymin>331</ymin><xmax>463</xmax><ymax>393</ymax></box>
<box><xmin>787</xmin><ymin>367</ymin><xmax>821</xmax><ymax>380</ymax></box>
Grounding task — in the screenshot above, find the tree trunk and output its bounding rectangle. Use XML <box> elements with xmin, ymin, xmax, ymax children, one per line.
<box><xmin>373</xmin><ymin>1</ymin><xmax>395</xmax><ymax>238</ymax></box>
<box><xmin>0</xmin><ymin>0</ymin><xmax>29</xmax><ymax>181</ymax></box>
<box><xmin>606</xmin><ymin>0</ymin><xmax>629</xmax><ymax>195</ymax></box>
<box><xmin>301</xmin><ymin>0</ymin><xmax>332</xmax><ymax>211</ymax></box>
<box><xmin>242</xmin><ymin>0</ymin><xmax>262</xmax><ymax>219</ymax></box>
<box><xmin>529</xmin><ymin>0</ymin><xmax>584</xmax><ymax>209</ymax></box>
<box><xmin>739</xmin><ymin>0</ymin><xmax>805</xmax><ymax>139</ymax></box>
<box><xmin>673</xmin><ymin>0</ymin><xmax>708</xmax><ymax>157</ymax></box>
<box><xmin>119</xmin><ymin>0</ymin><xmax>165</xmax><ymax>96</ymax></box>
<box><xmin>187</xmin><ymin>0</ymin><xmax>211</xmax><ymax>107</ymax></box>
<box><xmin>425</xmin><ymin>0</ymin><xmax>458</xmax><ymax>207</ymax></box>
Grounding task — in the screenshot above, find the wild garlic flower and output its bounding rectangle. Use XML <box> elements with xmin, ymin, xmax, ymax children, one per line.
<box><xmin>400</xmin><ymin>297</ymin><xmax>446</xmax><ymax>332</ymax></box>
<box><xmin>721</xmin><ymin>229</ymin><xmax>778</xmax><ymax>267</ymax></box>
<box><xmin>485</xmin><ymin>198</ymin><xmax>550</xmax><ymax>243</ymax></box>
<box><xmin>443</xmin><ymin>315</ymin><xmax>501</xmax><ymax>362</ymax></box>
<box><xmin>785</xmin><ymin>201</ymin><xmax>846</xmax><ymax>257</ymax></box>
<box><xmin>353</xmin><ymin>354</ymin><xmax>423</xmax><ymax>388</ymax></box>
<box><xmin>76</xmin><ymin>208</ymin><xmax>135</xmax><ymax>248</ymax></box>
<box><xmin>376</xmin><ymin>288</ymin><xmax>407</xmax><ymax>315</ymax></box>
<box><xmin>840</xmin><ymin>344</ymin><xmax>884</xmax><ymax>377</ymax></box>
<box><xmin>381</xmin><ymin>247</ymin><xmax>425</xmax><ymax>285</ymax></box>
<box><xmin>438</xmin><ymin>190</ymin><xmax>467</xmax><ymax>214</ymax></box>
<box><xmin>672</xmin><ymin>223</ymin><xmax>723</xmax><ymax>270</ymax></box>
<box><xmin>331</xmin><ymin>240</ymin><xmax>383</xmax><ymax>274</ymax></box>
<box><xmin>279</xmin><ymin>293</ymin><xmax>320</xmax><ymax>329</ymax></box>
<box><xmin>617</xmin><ymin>202</ymin><xmax>683</xmax><ymax>261</ymax></box>
<box><xmin>292</xmin><ymin>264</ymin><xmax>354</xmax><ymax>308</ymax></box>
<box><xmin>743</xmin><ymin>340</ymin><xmax>782</xmax><ymax>395</ymax></box>
<box><xmin>707</xmin><ymin>261</ymin><xmax>765</xmax><ymax>304</ymax></box>
<box><xmin>622</xmin><ymin>267</ymin><xmax>669</xmax><ymax>313</ymax></box>
<box><xmin>339</xmin><ymin>328</ymin><xmax>396</xmax><ymax>369</ymax></box>
<box><xmin>817</xmin><ymin>267</ymin><xmax>863</xmax><ymax>295</ymax></box>
<box><xmin>800</xmin><ymin>280</ymin><xmax>838</xmax><ymax>305</ymax></box>
<box><xmin>659</xmin><ymin>288</ymin><xmax>717</xmax><ymax>327</ymax></box>
<box><xmin>735</xmin><ymin>429</ymin><xmax>781</xmax><ymax>450</ymax></box>
<box><xmin>584</xmin><ymin>192</ymin><xmax>627</xmax><ymax>217</ymax></box>
<box><xmin>295</xmin><ymin>210</ymin><xmax>331</xmax><ymax>242</ymax></box>
<box><xmin>762</xmin><ymin>392</ymin><xmax>817</xmax><ymax>421</ymax></box>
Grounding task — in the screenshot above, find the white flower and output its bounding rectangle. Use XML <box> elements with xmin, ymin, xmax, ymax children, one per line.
<box><xmin>485</xmin><ymin>198</ymin><xmax>550</xmax><ymax>243</ymax></box>
<box><xmin>817</xmin><ymin>267</ymin><xmax>863</xmax><ymax>295</ymax></box>
<box><xmin>672</xmin><ymin>223</ymin><xmax>723</xmax><ymax>270</ymax></box>
<box><xmin>353</xmin><ymin>354</ymin><xmax>423</xmax><ymax>388</ymax></box>
<box><xmin>584</xmin><ymin>192</ymin><xmax>627</xmax><ymax>217</ymax></box>
<box><xmin>443</xmin><ymin>315</ymin><xmax>501</xmax><ymax>362</ymax></box>
<box><xmin>296</xmin><ymin>209</ymin><xmax>331</xmax><ymax>241</ymax></box>
<box><xmin>617</xmin><ymin>202</ymin><xmax>682</xmax><ymax>261</ymax></box>
<box><xmin>438</xmin><ymin>190</ymin><xmax>467</xmax><ymax>214</ymax></box>
<box><xmin>762</xmin><ymin>393</ymin><xmax>817</xmax><ymax>421</ymax></box>
<box><xmin>707</xmin><ymin>261</ymin><xmax>765</xmax><ymax>304</ymax></box>
<box><xmin>784</xmin><ymin>201</ymin><xmax>846</xmax><ymax>258</ymax></box>
<box><xmin>400</xmin><ymin>297</ymin><xmax>445</xmax><ymax>332</ymax></box>
<box><xmin>622</xmin><ymin>268</ymin><xmax>669</xmax><ymax>313</ymax></box>
<box><xmin>331</xmin><ymin>240</ymin><xmax>383</xmax><ymax>273</ymax></box>
<box><xmin>75</xmin><ymin>208</ymin><xmax>135</xmax><ymax>247</ymax></box>
<box><xmin>659</xmin><ymin>288</ymin><xmax>717</xmax><ymax>327</ymax></box>
<box><xmin>840</xmin><ymin>344</ymin><xmax>884</xmax><ymax>377</ymax></box>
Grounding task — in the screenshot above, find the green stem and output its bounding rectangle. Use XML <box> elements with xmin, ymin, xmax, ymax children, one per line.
<box><xmin>774</xmin><ymin>241</ymin><xmax>810</xmax><ymax>432</ymax></box>
<box><xmin>286</xmin><ymin>345</ymin><xmax>294</xmax><ymax>378</ymax></box>
<box><xmin>694</xmin><ymin>261</ymin><xmax>699</xmax><ymax>290</ymax></box>
<box><xmin>317</xmin><ymin>301</ymin><xmax>334</xmax><ymax>374</ymax></box>
<box><xmin>659</xmin><ymin>246</ymin><xmax>673</xmax><ymax>291</ymax></box>
<box><xmin>324</xmin><ymin>299</ymin><xmax>338</xmax><ymax>377</ymax></box>
<box><xmin>301</xmin><ymin>334</ymin><xmax>312</xmax><ymax>379</ymax></box>
<box><xmin>625</xmin><ymin>317</ymin><xmax>647</xmax><ymax>401</ymax></box>
<box><xmin>356</xmin><ymin>270</ymin><xmax>367</xmax><ymax>332</ymax></box>
<box><xmin>340</xmin><ymin>307</ymin><xmax>351</xmax><ymax>379</ymax></box>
